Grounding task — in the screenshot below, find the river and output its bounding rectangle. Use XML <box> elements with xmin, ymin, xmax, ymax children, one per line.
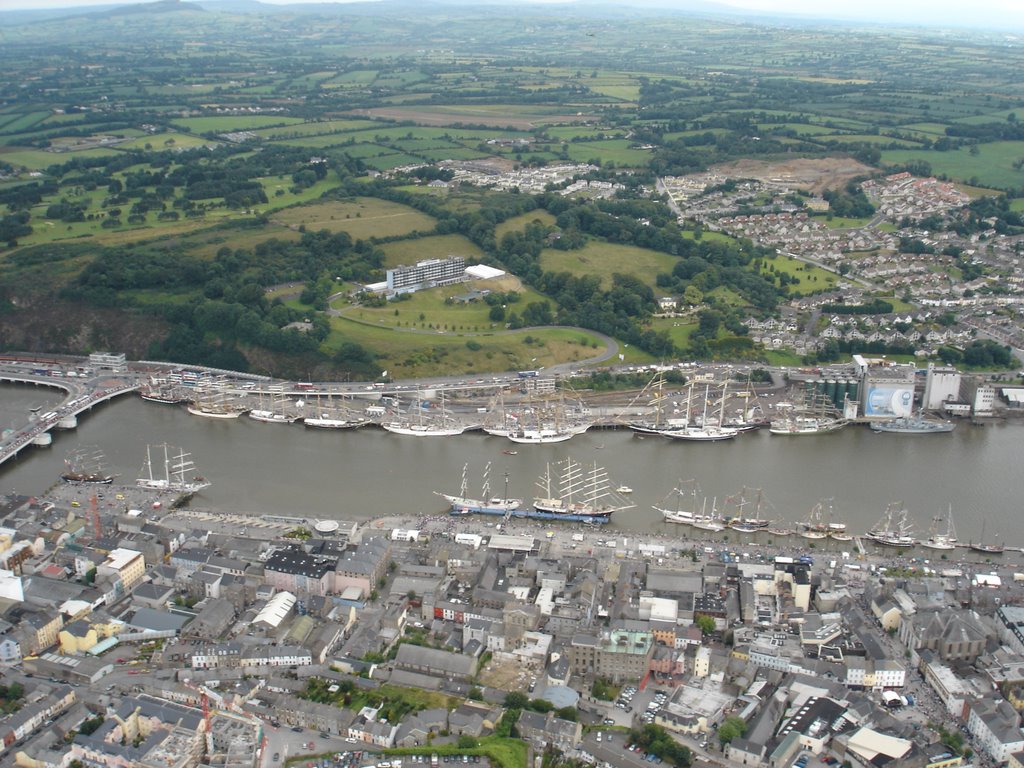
<box><xmin>0</xmin><ymin>382</ymin><xmax>1020</xmax><ymax>546</ymax></box>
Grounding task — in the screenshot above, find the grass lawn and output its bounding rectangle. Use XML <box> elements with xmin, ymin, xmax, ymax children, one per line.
<box><xmin>171</xmin><ymin>115</ymin><xmax>306</xmax><ymax>133</ymax></box>
<box><xmin>821</xmin><ymin>216</ymin><xmax>872</xmax><ymax>229</ymax></box>
<box><xmin>648</xmin><ymin>317</ymin><xmax>699</xmax><ymax>351</ymax></box>
<box><xmin>379</xmin><ymin>234</ymin><xmax>484</xmax><ymax>268</ymax></box>
<box><xmin>339</xmin><ymin>279</ymin><xmax>551</xmax><ymax>332</ymax></box>
<box><xmin>760</xmin><ymin>252</ymin><xmax>837</xmax><ymax>291</ymax></box>
<box><xmin>539</xmin><ymin>241</ymin><xmax>677</xmax><ymax>290</ymax></box>
<box><xmin>565</xmin><ymin>139</ymin><xmax>652</xmax><ymax>167</ymax></box>
<box><xmin>881</xmin><ymin>141</ymin><xmax>1024</xmax><ymax>190</ymax></box>
<box><xmin>679</xmin><ymin>230</ymin><xmax>737</xmax><ymax>245</ymax></box>
<box><xmin>0</xmin><ymin>146</ymin><xmax>119</xmax><ymax>170</ymax></box>
<box><xmin>256</xmin><ymin>176</ymin><xmax>341</xmax><ymax>213</ymax></box>
<box><xmin>495</xmin><ymin>210</ymin><xmax>557</xmax><ymax>240</ymax></box>
<box><xmin>325</xmin><ymin>313</ymin><xmax>605</xmax><ymax>377</ymax></box>
<box><xmin>116</xmin><ymin>132</ymin><xmax>216</xmax><ymax>150</ymax></box>
<box><xmin>270</xmin><ymin>198</ymin><xmax>437</xmax><ymax>239</ymax></box>
<box><xmin>764</xmin><ymin>350</ymin><xmax>805</xmax><ymax>367</ymax></box>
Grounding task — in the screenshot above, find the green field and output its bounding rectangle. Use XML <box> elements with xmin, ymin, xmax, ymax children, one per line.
<box><xmin>342</xmin><ymin>278</ymin><xmax>551</xmax><ymax>331</ymax></box>
<box><xmin>495</xmin><ymin>210</ymin><xmax>557</xmax><ymax>240</ymax></box>
<box><xmin>760</xmin><ymin>252</ymin><xmax>838</xmax><ymax>291</ymax></box>
<box><xmin>116</xmin><ymin>132</ymin><xmax>218</xmax><ymax>150</ymax></box>
<box><xmin>325</xmin><ymin>312</ymin><xmax>605</xmax><ymax>377</ymax></box>
<box><xmin>270</xmin><ymin>198</ymin><xmax>437</xmax><ymax>239</ymax></box>
<box><xmin>0</xmin><ymin>146</ymin><xmax>120</xmax><ymax>170</ymax></box>
<box><xmin>648</xmin><ymin>317</ymin><xmax>699</xmax><ymax>351</ymax></box>
<box><xmin>539</xmin><ymin>242</ymin><xmax>677</xmax><ymax>289</ymax></box>
<box><xmin>881</xmin><ymin>141</ymin><xmax>1024</xmax><ymax>189</ymax></box>
<box><xmin>171</xmin><ymin>115</ymin><xmax>307</xmax><ymax>133</ymax></box>
<box><xmin>380</xmin><ymin>234</ymin><xmax>484</xmax><ymax>268</ymax></box>
<box><xmin>565</xmin><ymin>139</ymin><xmax>653</xmax><ymax>167</ymax></box>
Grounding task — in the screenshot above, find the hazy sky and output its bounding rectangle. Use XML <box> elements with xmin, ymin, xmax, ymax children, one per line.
<box><xmin>0</xmin><ymin>0</ymin><xmax>1021</xmax><ymax>29</ymax></box>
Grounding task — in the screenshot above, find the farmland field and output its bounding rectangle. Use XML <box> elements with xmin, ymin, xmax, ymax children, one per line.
<box><xmin>539</xmin><ymin>242</ymin><xmax>677</xmax><ymax>289</ymax></box>
<box><xmin>380</xmin><ymin>235</ymin><xmax>484</xmax><ymax>267</ymax></box>
<box><xmin>881</xmin><ymin>141</ymin><xmax>1024</xmax><ymax>190</ymax></box>
<box><xmin>495</xmin><ymin>210</ymin><xmax>557</xmax><ymax>240</ymax></box>
<box><xmin>270</xmin><ymin>198</ymin><xmax>437</xmax><ymax>239</ymax></box>
<box><xmin>325</xmin><ymin>313</ymin><xmax>605</xmax><ymax>377</ymax></box>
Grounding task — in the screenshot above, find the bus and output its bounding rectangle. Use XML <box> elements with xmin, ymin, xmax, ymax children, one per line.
<box><xmin>517</xmin><ymin>370</ymin><xmax>539</xmax><ymax>378</ymax></box>
<box><xmin>295</xmin><ymin>382</ymin><xmax>315</xmax><ymax>391</ymax></box>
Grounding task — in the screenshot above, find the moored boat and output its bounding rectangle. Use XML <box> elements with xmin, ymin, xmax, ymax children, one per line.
<box><xmin>436</xmin><ymin>462</ymin><xmax>522</xmax><ymax>515</ymax></box>
<box><xmin>866</xmin><ymin>502</ymin><xmax>915</xmax><ymax>548</ymax></box>
<box><xmin>654</xmin><ymin>479</ymin><xmax>702</xmax><ymax>526</ymax></box>
<box><xmin>920</xmin><ymin>507</ymin><xmax>957</xmax><ymax>551</ymax></box>
<box><xmin>136</xmin><ymin>443</ymin><xmax>210</xmax><ymax>495</ymax></box>
<box><xmin>61</xmin><ymin>445</ymin><xmax>116</xmax><ymax>485</ymax></box>
<box><xmin>533</xmin><ymin>457</ymin><xmax>634</xmax><ymax>523</ymax></box>
<box><xmin>871</xmin><ymin>415</ymin><xmax>956</xmax><ymax>434</ymax></box>
<box><xmin>969</xmin><ymin>520</ymin><xmax>1004</xmax><ymax>554</ymax></box>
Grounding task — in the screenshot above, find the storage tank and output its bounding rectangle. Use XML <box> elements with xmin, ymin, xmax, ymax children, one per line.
<box><xmin>825</xmin><ymin>379</ymin><xmax>838</xmax><ymax>405</ymax></box>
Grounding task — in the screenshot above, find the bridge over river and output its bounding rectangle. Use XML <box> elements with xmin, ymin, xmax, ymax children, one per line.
<box><xmin>0</xmin><ymin>363</ymin><xmax>140</xmax><ymax>466</ymax></box>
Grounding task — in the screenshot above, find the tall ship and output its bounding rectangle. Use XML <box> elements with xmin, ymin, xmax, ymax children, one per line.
<box><xmin>136</xmin><ymin>444</ymin><xmax>211</xmax><ymax>495</ymax></box>
<box><xmin>187</xmin><ymin>378</ymin><xmax>246</xmax><ymax>419</ymax></box>
<box><xmin>769</xmin><ymin>389</ymin><xmax>845</xmax><ymax>436</ymax></box>
<box><xmin>870</xmin><ymin>415</ymin><xmax>956</xmax><ymax>434</ymax></box>
<box><xmin>139</xmin><ymin>380</ymin><xmax>188</xmax><ymax>406</ymax></box>
<box><xmin>303</xmin><ymin>394</ymin><xmax>369</xmax><ymax>429</ymax></box>
<box><xmin>532</xmin><ymin>457</ymin><xmax>634</xmax><ymax>523</ymax></box>
<box><xmin>798</xmin><ymin>499</ymin><xmax>831</xmax><ymax>540</ymax></box>
<box><xmin>724</xmin><ymin>487</ymin><xmax>772</xmax><ymax>533</ymax></box>
<box><xmin>436</xmin><ymin>462</ymin><xmax>523</xmax><ymax>516</ymax></box>
<box><xmin>248</xmin><ymin>390</ymin><xmax>299</xmax><ymax>424</ymax></box>
<box><xmin>653</xmin><ymin>479</ymin><xmax>702</xmax><ymax>525</ymax></box>
<box><xmin>383</xmin><ymin>392</ymin><xmax>467</xmax><ymax>437</ymax></box>
<box><xmin>920</xmin><ymin>508</ymin><xmax>957</xmax><ymax>551</ymax></box>
<box><xmin>866</xmin><ymin>502</ymin><xmax>915</xmax><ymax>548</ymax></box>
<box><xmin>659</xmin><ymin>382</ymin><xmax>739</xmax><ymax>442</ymax></box>
<box><xmin>627</xmin><ymin>372</ymin><xmax>689</xmax><ymax>435</ymax></box>
<box><xmin>61</xmin><ymin>445</ymin><xmax>116</xmax><ymax>485</ymax></box>
<box><xmin>969</xmin><ymin>520</ymin><xmax>1005</xmax><ymax>555</ymax></box>
<box><xmin>484</xmin><ymin>390</ymin><xmax>586</xmax><ymax>444</ymax></box>
<box><xmin>690</xmin><ymin>497</ymin><xmax>727</xmax><ymax>532</ymax></box>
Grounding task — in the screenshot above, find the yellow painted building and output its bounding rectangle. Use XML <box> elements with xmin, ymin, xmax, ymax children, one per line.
<box><xmin>59</xmin><ymin>618</ymin><xmax>123</xmax><ymax>655</ymax></box>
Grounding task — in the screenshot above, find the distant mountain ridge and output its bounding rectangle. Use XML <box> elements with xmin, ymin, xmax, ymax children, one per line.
<box><xmin>0</xmin><ymin>0</ymin><xmax>1020</xmax><ymax>32</ymax></box>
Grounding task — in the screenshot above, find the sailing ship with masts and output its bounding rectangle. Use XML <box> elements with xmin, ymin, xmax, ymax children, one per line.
<box><xmin>484</xmin><ymin>389</ymin><xmax>587</xmax><ymax>444</ymax></box>
<box><xmin>723</xmin><ymin>486</ymin><xmax>772</xmax><ymax>532</ymax></box>
<box><xmin>969</xmin><ymin>520</ymin><xmax>1005</xmax><ymax>555</ymax></box>
<box><xmin>627</xmin><ymin>372</ymin><xmax>689</xmax><ymax>435</ymax></box>
<box><xmin>659</xmin><ymin>382</ymin><xmax>739</xmax><ymax>442</ymax></box>
<box><xmin>136</xmin><ymin>444</ymin><xmax>211</xmax><ymax>495</ymax></box>
<box><xmin>531</xmin><ymin>457</ymin><xmax>633</xmax><ymax>523</ymax></box>
<box><xmin>436</xmin><ymin>462</ymin><xmax>522</xmax><ymax>516</ymax></box>
<box><xmin>139</xmin><ymin>376</ymin><xmax>188</xmax><ymax>405</ymax></box>
<box><xmin>920</xmin><ymin>507</ymin><xmax>957</xmax><ymax>551</ymax></box>
<box><xmin>61</xmin><ymin>445</ymin><xmax>116</xmax><ymax>485</ymax></box>
<box><xmin>303</xmin><ymin>393</ymin><xmax>369</xmax><ymax>429</ymax></box>
<box><xmin>866</xmin><ymin>502</ymin><xmax>915</xmax><ymax>548</ymax></box>
<box><xmin>248</xmin><ymin>388</ymin><xmax>300</xmax><ymax>424</ymax></box>
<box><xmin>798</xmin><ymin>499</ymin><xmax>831</xmax><ymax>540</ymax></box>
<box><xmin>654</xmin><ymin>478</ymin><xmax>703</xmax><ymax>525</ymax></box>
<box><xmin>383</xmin><ymin>391</ymin><xmax>467</xmax><ymax>437</ymax></box>
<box><xmin>769</xmin><ymin>388</ymin><xmax>845</xmax><ymax>436</ymax></box>
<box><xmin>187</xmin><ymin>376</ymin><xmax>247</xmax><ymax>419</ymax></box>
